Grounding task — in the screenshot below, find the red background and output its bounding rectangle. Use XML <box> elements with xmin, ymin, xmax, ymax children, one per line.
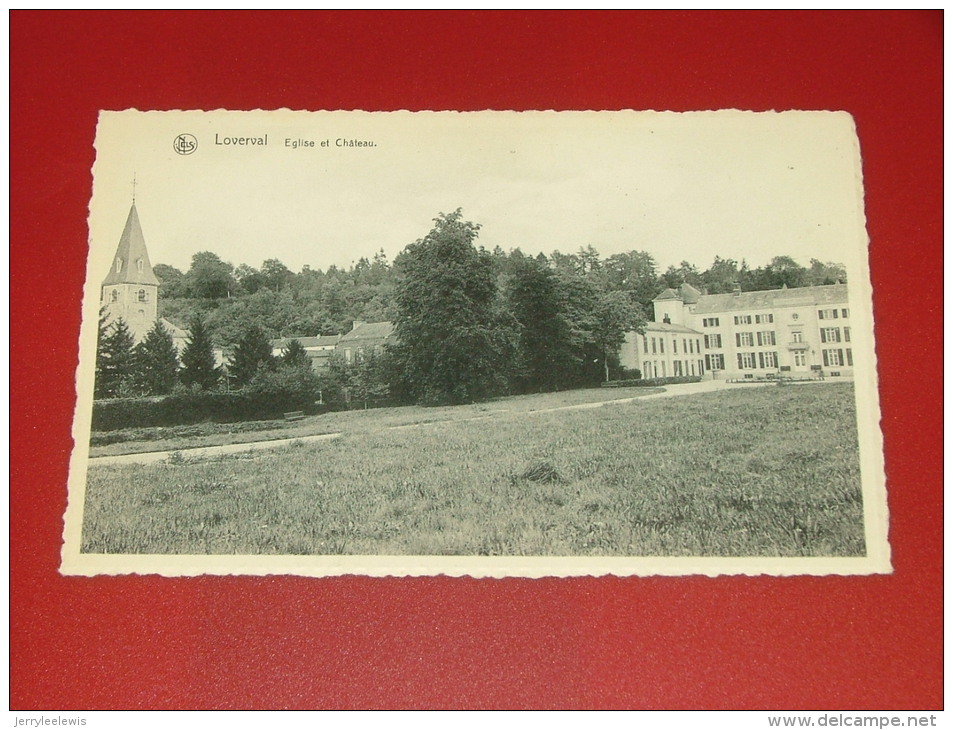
<box><xmin>10</xmin><ymin>11</ymin><xmax>942</xmax><ymax>709</ymax></box>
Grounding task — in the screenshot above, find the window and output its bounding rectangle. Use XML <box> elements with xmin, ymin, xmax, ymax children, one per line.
<box><xmin>734</xmin><ymin>315</ymin><xmax>752</xmax><ymax>325</ymax></box>
<box><xmin>818</xmin><ymin>308</ymin><xmax>839</xmax><ymax>320</ymax></box>
<box><xmin>115</xmin><ymin>258</ymin><xmax>122</xmax><ymax>273</ymax></box>
<box><xmin>672</xmin><ymin>338</ymin><xmax>678</xmax><ymax>355</ymax></box>
<box><xmin>792</xmin><ymin>331</ymin><xmax>803</xmax><ymax>343</ymax></box>
<box><xmin>822</xmin><ymin>349</ymin><xmax>845</xmax><ymax>367</ymax></box>
<box><xmin>758</xmin><ymin>351</ymin><xmax>778</xmax><ymax>369</ymax></box>
<box><xmin>683</xmin><ymin>338</ymin><xmax>688</xmax><ymax>354</ymax></box>
<box><xmin>791</xmin><ymin>313</ymin><xmax>799</xmax><ymax>321</ymax></box>
<box><xmin>110</xmin><ymin>289</ymin><xmax>119</xmax><ymax>302</ymax></box>
<box><xmin>651</xmin><ymin>337</ymin><xmax>657</xmax><ymax>354</ymax></box>
<box><xmin>643</xmin><ymin>336</ymin><xmax>648</xmax><ymax>354</ymax></box>
<box><xmin>137</xmin><ymin>289</ymin><xmax>147</xmax><ymax>302</ymax></box>
<box><xmin>737</xmin><ymin>352</ymin><xmax>757</xmax><ymax>369</ymax></box>
<box><xmin>820</xmin><ymin>327</ymin><xmax>841</xmax><ymax>343</ymax></box>
<box><xmin>756</xmin><ymin>331</ymin><xmax>776</xmax><ymax>346</ymax></box>
<box><xmin>794</xmin><ymin>353</ymin><xmax>806</xmax><ymax>367</ymax></box>
<box><xmin>137</xmin><ymin>258</ymin><xmax>144</xmax><ymax>274</ymax></box>
<box><xmin>844</xmin><ymin>327</ymin><xmax>851</xmax><ymax>343</ymax></box>
<box><xmin>846</xmin><ymin>349</ymin><xmax>853</xmax><ymax>366</ymax></box>
<box><xmin>705</xmin><ymin>353</ymin><xmax>725</xmax><ymax>370</ymax></box>
<box><xmin>703</xmin><ymin>317</ymin><xmax>720</xmax><ymax>327</ymax></box>
<box><xmin>841</xmin><ymin>308</ymin><xmax>849</xmax><ymax>318</ymax></box>
<box><xmin>755</xmin><ymin>313</ymin><xmax>774</xmax><ymax>324</ymax></box>
<box><xmin>736</xmin><ymin>332</ymin><xmax>754</xmax><ymax>347</ymax></box>
<box><xmin>674</xmin><ymin>361</ymin><xmax>683</xmax><ymax>377</ymax></box>
<box><xmin>660</xmin><ymin>338</ymin><xmax>665</xmax><ymax>354</ymax></box>
<box><xmin>704</xmin><ymin>334</ymin><xmax>722</xmax><ymax>348</ymax></box>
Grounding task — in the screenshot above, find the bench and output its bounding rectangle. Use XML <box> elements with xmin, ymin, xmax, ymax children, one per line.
<box><xmin>283</xmin><ymin>411</ymin><xmax>306</xmax><ymax>422</ymax></box>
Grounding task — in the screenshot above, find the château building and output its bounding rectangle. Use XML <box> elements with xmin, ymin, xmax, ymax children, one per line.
<box><xmin>620</xmin><ymin>281</ymin><xmax>853</xmax><ymax>380</ymax></box>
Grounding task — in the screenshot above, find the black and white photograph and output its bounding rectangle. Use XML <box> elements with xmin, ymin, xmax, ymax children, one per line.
<box><xmin>62</xmin><ymin>109</ymin><xmax>890</xmax><ymax>577</ymax></box>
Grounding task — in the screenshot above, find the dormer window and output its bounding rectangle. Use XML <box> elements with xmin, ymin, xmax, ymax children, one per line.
<box><xmin>137</xmin><ymin>289</ymin><xmax>147</xmax><ymax>302</ymax></box>
<box><xmin>115</xmin><ymin>258</ymin><xmax>123</xmax><ymax>273</ymax></box>
<box><xmin>137</xmin><ymin>259</ymin><xmax>144</xmax><ymax>274</ymax></box>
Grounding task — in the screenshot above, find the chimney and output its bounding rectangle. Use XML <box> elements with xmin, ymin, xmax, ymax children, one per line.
<box><xmin>732</xmin><ymin>282</ymin><xmax>741</xmax><ymax>297</ymax></box>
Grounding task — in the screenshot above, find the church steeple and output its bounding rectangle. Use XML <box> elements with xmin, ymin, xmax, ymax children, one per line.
<box><xmin>101</xmin><ymin>201</ymin><xmax>160</xmax><ymax>343</ymax></box>
<box><xmin>102</xmin><ymin>202</ymin><xmax>160</xmax><ymax>287</ymax></box>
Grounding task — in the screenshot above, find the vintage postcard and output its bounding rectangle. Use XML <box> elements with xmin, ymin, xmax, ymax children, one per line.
<box><xmin>62</xmin><ymin>109</ymin><xmax>890</xmax><ymax>577</ymax></box>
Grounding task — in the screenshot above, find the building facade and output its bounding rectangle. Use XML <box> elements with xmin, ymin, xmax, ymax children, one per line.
<box><xmin>620</xmin><ymin>282</ymin><xmax>853</xmax><ymax>380</ymax></box>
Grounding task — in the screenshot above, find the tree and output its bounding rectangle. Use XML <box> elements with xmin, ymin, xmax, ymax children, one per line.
<box><xmin>179</xmin><ymin>314</ymin><xmax>220</xmax><ymax>390</ymax></box>
<box><xmin>94</xmin><ymin>307</ymin><xmax>111</xmax><ymax>399</ymax></box>
<box><xmin>602</xmin><ymin>251</ymin><xmax>659</xmax><ymax>310</ymax></box>
<box><xmin>96</xmin><ymin>318</ymin><xmax>137</xmax><ymax>398</ymax></box>
<box><xmin>135</xmin><ymin>320</ymin><xmax>180</xmax><ymax>395</ymax></box>
<box><xmin>260</xmin><ymin>258</ymin><xmax>293</xmax><ymax>291</ymax></box>
<box><xmin>504</xmin><ymin>253</ymin><xmax>576</xmax><ymax>392</ymax></box>
<box><xmin>591</xmin><ymin>290</ymin><xmax>646</xmax><ymax>382</ymax></box>
<box><xmin>280</xmin><ymin>338</ymin><xmax>311</xmax><ymax>371</ymax></box>
<box><xmin>183</xmin><ymin>251</ymin><xmax>237</xmax><ymax>299</ymax></box>
<box><xmin>391</xmin><ymin>209</ymin><xmax>508</xmax><ymax>404</ymax></box>
<box><xmin>153</xmin><ymin>264</ymin><xmax>187</xmax><ymax>299</ymax></box>
<box><xmin>229</xmin><ymin>324</ymin><xmax>275</xmax><ymax>388</ymax></box>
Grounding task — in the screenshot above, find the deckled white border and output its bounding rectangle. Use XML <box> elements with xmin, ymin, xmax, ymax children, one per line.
<box><xmin>61</xmin><ymin>109</ymin><xmax>891</xmax><ymax>577</ymax></box>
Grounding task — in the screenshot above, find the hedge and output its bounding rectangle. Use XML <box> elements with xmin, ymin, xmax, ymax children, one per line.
<box><xmin>92</xmin><ymin>390</ymin><xmax>329</xmax><ymax>431</ymax></box>
<box><xmin>600</xmin><ymin>375</ymin><xmax>702</xmax><ymax>388</ymax></box>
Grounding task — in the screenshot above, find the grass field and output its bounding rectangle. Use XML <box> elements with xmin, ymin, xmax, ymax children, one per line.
<box><xmin>80</xmin><ymin>382</ymin><xmax>865</xmax><ymax>557</ymax></box>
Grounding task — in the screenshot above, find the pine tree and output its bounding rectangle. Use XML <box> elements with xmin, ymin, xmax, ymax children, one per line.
<box><xmin>136</xmin><ymin>320</ymin><xmax>180</xmax><ymax>395</ymax></box>
<box><xmin>280</xmin><ymin>338</ymin><xmax>311</xmax><ymax>372</ymax></box>
<box><xmin>180</xmin><ymin>314</ymin><xmax>219</xmax><ymax>390</ymax></box>
<box><xmin>94</xmin><ymin>307</ymin><xmax>111</xmax><ymax>399</ymax></box>
<box><xmin>229</xmin><ymin>324</ymin><xmax>275</xmax><ymax>388</ymax></box>
<box><xmin>97</xmin><ymin>318</ymin><xmax>137</xmax><ymax>398</ymax></box>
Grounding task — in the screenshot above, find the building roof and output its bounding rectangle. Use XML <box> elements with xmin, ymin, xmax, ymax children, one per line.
<box><xmin>338</xmin><ymin>321</ymin><xmax>395</xmax><ymax>344</ymax></box>
<box><xmin>691</xmin><ymin>283</ymin><xmax>848</xmax><ymax>314</ymax></box>
<box><xmin>679</xmin><ymin>282</ymin><xmax>702</xmax><ymax>304</ymax></box>
<box><xmin>644</xmin><ymin>321</ymin><xmax>703</xmax><ymax>335</ymax></box>
<box><xmin>654</xmin><ymin>288</ymin><xmax>681</xmax><ymax>302</ymax></box>
<box><xmin>271</xmin><ymin>335</ymin><xmax>341</xmax><ymax>350</ymax></box>
<box><xmin>101</xmin><ymin>203</ymin><xmax>160</xmax><ymax>287</ymax></box>
<box><xmin>160</xmin><ymin>318</ymin><xmax>190</xmax><ymax>340</ymax></box>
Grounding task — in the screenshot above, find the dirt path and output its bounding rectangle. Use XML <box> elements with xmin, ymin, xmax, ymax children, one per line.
<box><xmin>88</xmin><ymin>380</ymin><xmax>769</xmax><ymax>466</ymax></box>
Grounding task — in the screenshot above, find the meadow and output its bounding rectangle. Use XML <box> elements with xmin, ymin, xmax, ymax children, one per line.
<box><xmin>81</xmin><ymin>382</ymin><xmax>865</xmax><ymax>557</ymax></box>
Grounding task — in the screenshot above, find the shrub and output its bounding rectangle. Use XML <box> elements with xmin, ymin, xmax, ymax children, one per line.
<box><xmin>92</xmin><ymin>387</ymin><xmax>329</xmax><ymax>431</ymax></box>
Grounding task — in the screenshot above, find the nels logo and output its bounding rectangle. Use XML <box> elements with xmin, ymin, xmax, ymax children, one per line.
<box><xmin>173</xmin><ymin>133</ymin><xmax>198</xmax><ymax>155</ymax></box>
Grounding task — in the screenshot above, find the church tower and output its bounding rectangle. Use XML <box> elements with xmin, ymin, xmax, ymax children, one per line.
<box><xmin>101</xmin><ymin>202</ymin><xmax>160</xmax><ymax>343</ymax></box>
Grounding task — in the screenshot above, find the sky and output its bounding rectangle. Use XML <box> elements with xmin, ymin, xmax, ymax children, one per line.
<box><xmin>87</xmin><ymin>110</ymin><xmax>870</xmax><ymax>283</ymax></box>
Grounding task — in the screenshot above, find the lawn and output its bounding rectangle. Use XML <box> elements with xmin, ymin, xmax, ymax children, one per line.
<box><xmin>80</xmin><ymin>382</ymin><xmax>865</xmax><ymax>557</ymax></box>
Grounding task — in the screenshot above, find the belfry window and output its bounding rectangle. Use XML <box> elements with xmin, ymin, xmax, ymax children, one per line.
<box><xmin>138</xmin><ymin>289</ymin><xmax>147</xmax><ymax>302</ymax></box>
<box><xmin>110</xmin><ymin>290</ymin><xmax>119</xmax><ymax>302</ymax></box>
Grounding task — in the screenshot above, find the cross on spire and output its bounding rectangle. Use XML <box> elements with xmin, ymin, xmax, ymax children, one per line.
<box><xmin>132</xmin><ymin>173</ymin><xmax>137</xmax><ymax>203</ymax></box>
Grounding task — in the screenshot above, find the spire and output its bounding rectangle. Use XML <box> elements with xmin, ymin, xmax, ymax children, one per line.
<box><xmin>102</xmin><ymin>202</ymin><xmax>160</xmax><ymax>286</ymax></box>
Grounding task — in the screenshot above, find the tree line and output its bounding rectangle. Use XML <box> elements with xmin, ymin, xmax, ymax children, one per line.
<box><xmin>95</xmin><ymin>209</ymin><xmax>847</xmax><ymax>408</ymax></box>
<box><xmin>153</xmin><ymin>232</ymin><xmax>845</xmax><ymax>348</ymax></box>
